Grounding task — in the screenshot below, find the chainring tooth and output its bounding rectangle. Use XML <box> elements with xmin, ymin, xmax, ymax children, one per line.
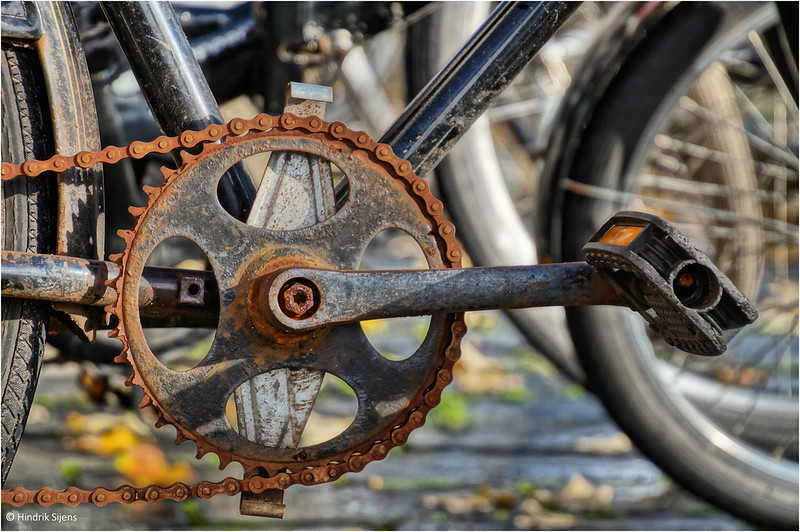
<box><xmin>0</xmin><ymin>113</ymin><xmax>465</xmax><ymax>506</ymax></box>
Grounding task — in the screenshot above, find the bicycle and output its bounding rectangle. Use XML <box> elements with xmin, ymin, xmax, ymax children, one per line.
<box><xmin>1</xmin><ymin>1</ymin><xmax>795</xmax><ymax>528</ymax></box>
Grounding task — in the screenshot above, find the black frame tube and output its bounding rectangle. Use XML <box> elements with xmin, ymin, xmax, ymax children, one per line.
<box><xmin>381</xmin><ymin>1</ymin><xmax>579</xmax><ymax>176</ymax></box>
<box><xmin>99</xmin><ymin>1</ymin><xmax>255</xmax><ymax>220</ymax></box>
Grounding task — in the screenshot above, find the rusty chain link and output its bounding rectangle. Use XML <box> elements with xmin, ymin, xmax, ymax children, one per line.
<box><xmin>1</xmin><ymin>113</ymin><xmax>466</xmax><ymax>506</ymax></box>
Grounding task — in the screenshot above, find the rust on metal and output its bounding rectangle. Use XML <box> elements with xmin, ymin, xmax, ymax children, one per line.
<box><xmin>235</xmin><ymin>87</ymin><xmax>334</xmax><ymax>520</ymax></box>
<box><xmin>1</xmin><ymin>251</ymin><xmax>219</xmax><ymax>328</ymax></box>
<box><xmin>277</xmin><ymin>278</ymin><xmax>319</xmax><ymax>319</ymax></box>
<box><xmin>239</xmin><ymin>489</ymin><xmax>287</xmax><ymax>518</ymax></box>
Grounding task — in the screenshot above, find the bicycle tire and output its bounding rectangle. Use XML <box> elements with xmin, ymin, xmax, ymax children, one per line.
<box><xmin>1</xmin><ymin>3</ymin><xmax>101</xmax><ymax>484</ymax></box>
<box><xmin>406</xmin><ymin>1</ymin><xmax>583</xmax><ymax>382</ymax></box>
<box><xmin>559</xmin><ymin>2</ymin><xmax>798</xmax><ymax>527</ymax></box>
<box><xmin>1</xmin><ymin>41</ymin><xmax>55</xmax><ymax>485</ymax></box>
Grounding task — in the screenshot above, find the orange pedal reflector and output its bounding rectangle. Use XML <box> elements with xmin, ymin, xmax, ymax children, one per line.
<box><xmin>598</xmin><ymin>224</ymin><xmax>644</xmax><ymax>246</ymax></box>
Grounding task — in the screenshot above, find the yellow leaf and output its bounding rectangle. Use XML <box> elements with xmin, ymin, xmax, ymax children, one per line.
<box><xmin>96</xmin><ymin>426</ymin><xmax>139</xmax><ymax>456</ymax></box>
<box><xmin>114</xmin><ymin>443</ymin><xmax>194</xmax><ymax>486</ymax></box>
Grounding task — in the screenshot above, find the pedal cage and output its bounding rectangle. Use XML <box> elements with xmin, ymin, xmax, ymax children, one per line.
<box><xmin>584</xmin><ymin>211</ymin><xmax>758</xmax><ymax>356</ymax></box>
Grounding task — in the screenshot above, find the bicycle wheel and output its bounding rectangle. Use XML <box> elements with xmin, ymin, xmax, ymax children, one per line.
<box><xmin>1</xmin><ymin>3</ymin><xmax>101</xmax><ymax>483</ymax></box>
<box><xmin>559</xmin><ymin>2</ymin><xmax>798</xmax><ymax>527</ymax></box>
<box><xmin>406</xmin><ymin>2</ymin><xmax>606</xmax><ymax>382</ymax></box>
<box><xmin>1</xmin><ymin>39</ymin><xmax>55</xmax><ymax>486</ymax></box>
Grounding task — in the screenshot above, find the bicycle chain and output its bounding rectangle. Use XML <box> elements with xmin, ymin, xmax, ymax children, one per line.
<box><xmin>1</xmin><ymin>113</ymin><xmax>467</xmax><ymax>506</ymax></box>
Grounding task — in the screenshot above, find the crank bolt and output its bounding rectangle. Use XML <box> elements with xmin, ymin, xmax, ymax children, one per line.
<box><xmin>278</xmin><ymin>278</ymin><xmax>320</xmax><ymax>320</ymax></box>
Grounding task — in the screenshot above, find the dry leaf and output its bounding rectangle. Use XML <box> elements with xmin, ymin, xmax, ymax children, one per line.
<box><xmin>454</xmin><ymin>342</ymin><xmax>526</xmax><ymax>395</ymax></box>
<box><xmin>573</xmin><ymin>432</ymin><xmax>632</xmax><ymax>455</ymax></box>
<box><xmin>114</xmin><ymin>443</ymin><xmax>194</xmax><ymax>486</ymax></box>
<box><xmin>557</xmin><ymin>474</ymin><xmax>614</xmax><ymax>511</ymax></box>
<box><xmin>515</xmin><ymin>497</ymin><xmax>582</xmax><ymax>529</ymax></box>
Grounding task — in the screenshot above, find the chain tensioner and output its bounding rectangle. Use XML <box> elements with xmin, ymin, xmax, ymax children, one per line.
<box><xmin>1</xmin><ymin>113</ymin><xmax>466</xmax><ymax>506</ymax></box>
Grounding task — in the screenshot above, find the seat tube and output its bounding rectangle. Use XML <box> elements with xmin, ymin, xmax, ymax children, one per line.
<box><xmin>100</xmin><ymin>1</ymin><xmax>256</xmax><ymax>220</ymax></box>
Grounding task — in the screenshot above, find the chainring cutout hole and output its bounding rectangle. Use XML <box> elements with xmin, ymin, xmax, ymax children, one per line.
<box><xmin>359</xmin><ymin>228</ymin><xmax>432</xmax><ymax>361</ymax></box>
<box><xmin>225</xmin><ymin>371</ymin><xmax>358</xmax><ymax>448</ymax></box>
<box><xmin>141</xmin><ymin>236</ymin><xmax>218</xmax><ymax>371</ymax></box>
<box><xmin>217</xmin><ymin>153</ymin><xmax>350</xmax><ymax>228</ymax></box>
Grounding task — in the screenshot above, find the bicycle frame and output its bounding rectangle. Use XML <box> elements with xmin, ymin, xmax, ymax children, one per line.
<box><xmin>101</xmin><ymin>1</ymin><xmax>578</xmax><ymax>215</ymax></box>
<box><xmin>1</xmin><ymin>1</ymin><xmax>583</xmax><ymax>329</ymax></box>
<box><xmin>3</xmin><ymin>0</ymin><xmax>580</xmax><ymax>328</ymax></box>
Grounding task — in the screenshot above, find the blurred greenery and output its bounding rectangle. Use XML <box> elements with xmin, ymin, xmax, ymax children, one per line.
<box><xmin>58</xmin><ymin>458</ymin><xmax>83</xmax><ymax>486</ymax></box>
<box><xmin>427</xmin><ymin>389</ymin><xmax>470</xmax><ymax>430</ymax></box>
<box><xmin>514</xmin><ymin>479</ymin><xmax>538</xmax><ymax>497</ymax></box>
<box><xmin>564</xmin><ymin>384</ymin><xmax>587</xmax><ymax>401</ymax></box>
<box><xmin>182</xmin><ymin>500</ymin><xmax>208</xmax><ymax>527</ymax></box>
<box><xmin>33</xmin><ymin>392</ymin><xmax>90</xmax><ymax>410</ymax></box>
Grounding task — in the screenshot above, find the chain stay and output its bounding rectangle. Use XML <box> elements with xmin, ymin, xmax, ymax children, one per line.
<box><xmin>1</xmin><ymin>113</ymin><xmax>467</xmax><ymax>506</ymax></box>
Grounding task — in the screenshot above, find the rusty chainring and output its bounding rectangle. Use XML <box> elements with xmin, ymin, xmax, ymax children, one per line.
<box><xmin>1</xmin><ymin>114</ymin><xmax>466</xmax><ymax>506</ymax></box>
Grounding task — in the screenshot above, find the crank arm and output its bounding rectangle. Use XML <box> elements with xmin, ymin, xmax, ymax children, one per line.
<box><xmin>267</xmin><ymin>212</ymin><xmax>758</xmax><ymax>356</ymax></box>
<box><xmin>1</xmin><ymin>251</ymin><xmax>218</xmax><ymax>328</ymax></box>
<box><xmin>264</xmin><ymin>263</ymin><xmax>624</xmax><ymax>331</ymax></box>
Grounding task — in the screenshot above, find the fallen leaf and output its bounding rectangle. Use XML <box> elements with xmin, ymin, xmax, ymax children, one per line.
<box><xmin>573</xmin><ymin>432</ymin><xmax>632</xmax><ymax>455</ymax></box>
<box><xmin>515</xmin><ymin>497</ymin><xmax>582</xmax><ymax>529</ymax></box>
<box><xmin>367</xmin><ymin>475</ymin><xmax>384</xmax><ymax>491</ymax></box>
<box><xmin>66</xmin><ymin>412</ymin><xmax>151</xmax><ymax>438</ymax></box>
<box><xmin>114</xmin><ymin>443</ymin><xmax>194</xmax><ymax>486</ymax></box>
<box><xmin>421</xmin><ymin>486</ymin><xmax>519</xmax><ymax>515</ymax></box>
<box><xmin>454</xmin><ymin>342</ymin><xmax>526</xmax><ymax>395</ymax></box>
<box><xmin>74</xmin><ymin>425</ymin><xmax>139</xmax><ymax>457</ymax></box>
<box><xmin>557</xmin><ymin>474</ymin><xmax>614</xmax><ymax>511</ymax></box>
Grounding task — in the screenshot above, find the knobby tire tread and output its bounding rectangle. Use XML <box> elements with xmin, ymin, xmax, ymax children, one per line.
<box><xmin>1</xmin><ymin>43</ymin><xmax>55</xmax><ymax>485</ymax></box>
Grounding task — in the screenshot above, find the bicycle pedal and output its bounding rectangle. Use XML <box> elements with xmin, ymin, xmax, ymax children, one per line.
<box><xmin>583</xmin><ymin>211</ymin><xmax>758</xmax><ymax>356</ymax></box>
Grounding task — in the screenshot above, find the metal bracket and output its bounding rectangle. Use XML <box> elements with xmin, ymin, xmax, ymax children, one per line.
<box><xmin>235</xmin><ymin>82</ymin><xmax>334</xmax><ymax>518</ymax></box>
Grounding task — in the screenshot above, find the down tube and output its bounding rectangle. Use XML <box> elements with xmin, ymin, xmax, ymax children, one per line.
<box><xmin>381</xmin><ymin>1</ymin><xmax>579</xmax><ymax>177</ymax></box>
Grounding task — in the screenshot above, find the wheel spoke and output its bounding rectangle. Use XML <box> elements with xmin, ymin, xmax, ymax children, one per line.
<box><xmin>748</xmin><ymin>30</ymin><xmax>800</xmax><ymax>116</ymax></box>
<box><xmin>680</xmin><ymin>95</ymin><xmax>800</xmax><ymax>168</ymax></box>
<box><xmin>564</xmin><ymin>178</ymin><xmax>799</xmax><ymax>240</ymax></box>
